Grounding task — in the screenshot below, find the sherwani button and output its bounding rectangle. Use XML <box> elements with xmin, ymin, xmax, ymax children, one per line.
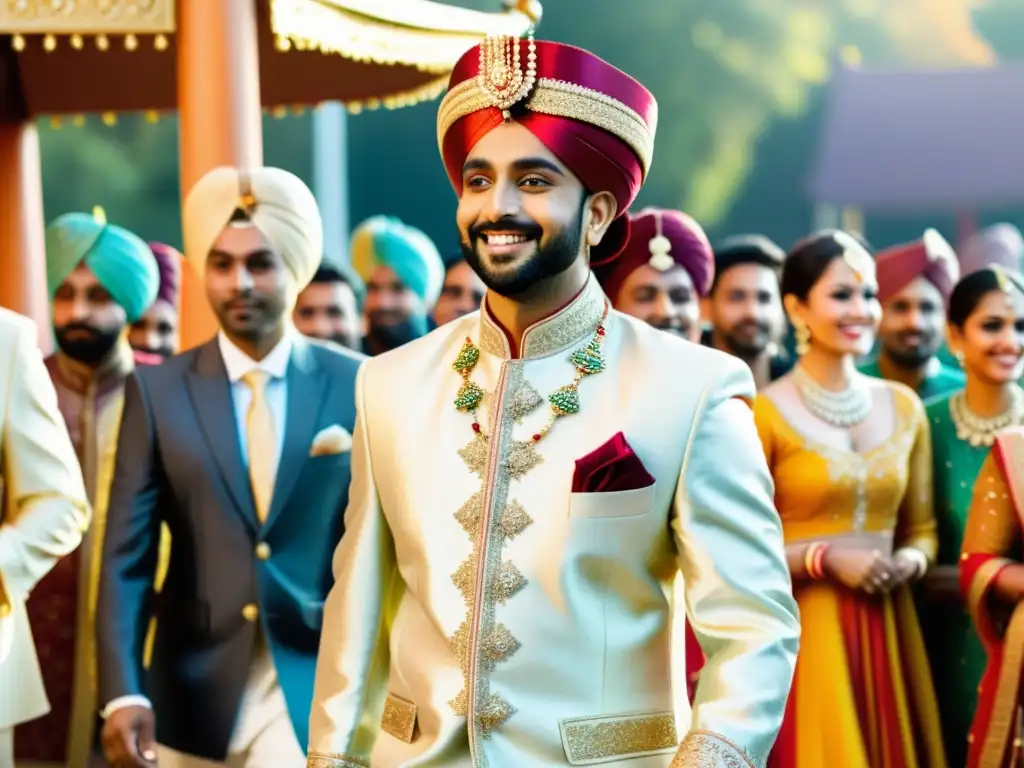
<box><xmin>242</xmin><ymin>603</ymin><xmax>259</xmax><ymax>622</ymax></box>
<box><xmin>255</xmin><ymin>542</ymin><xmax>271</xmax><ymax>560</ymax></box>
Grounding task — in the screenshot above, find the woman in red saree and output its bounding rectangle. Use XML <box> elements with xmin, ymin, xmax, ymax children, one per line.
<box><xmin>961</xmin><ymin>424</ymin><xmax>1024</xmax><ymax>768</ymax></box>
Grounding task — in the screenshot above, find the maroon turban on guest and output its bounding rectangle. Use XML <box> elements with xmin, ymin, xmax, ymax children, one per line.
<box><xmin>875</xmin><ymin>228</ymin><xmax>960</xmax><ymax>305</ymax></box>
<box><xmin>437</xmin><ymin>36</ymin><xmax>658</xmax><ymax>265</ymax></box>
<box><xmin>597</xmin><ymin>208</ymin><xmax>714</xmax><ymax>301</ymax></box>
<box><xmin>148</xmin><ymin>242</ymin><xmax>182</xmax><ymax>306</ymax></box>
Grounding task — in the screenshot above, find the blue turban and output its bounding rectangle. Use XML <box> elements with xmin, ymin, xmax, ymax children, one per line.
<box><xmin>46</xmin><ymin>212</ymin><xmax>160</xmax><ymax>323</ymax></box>
<box><xmin>350</xmin><ymin>216</ymin><xmax>444</xmax><ymax>306</ymax></box>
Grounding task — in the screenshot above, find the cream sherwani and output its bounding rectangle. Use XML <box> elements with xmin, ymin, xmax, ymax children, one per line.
<box><xmin>0</xmin><ymin>309</ymin><xmax>89</xmax><ymax>764</ymax></box>
<box><xmin>308</xmin><ymin>276</ymin><xmax>799</xmax><ymax>768</ymax></box>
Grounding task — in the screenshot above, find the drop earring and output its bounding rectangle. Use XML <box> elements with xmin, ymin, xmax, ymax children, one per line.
<box><xmin>794</xmin><ymin>320</ymin><xmax>811</xmax><ymax>356</ymax></box>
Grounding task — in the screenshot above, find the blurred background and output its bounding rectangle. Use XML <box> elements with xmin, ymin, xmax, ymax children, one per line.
<box><xmin>36</xmin><ymin>0</ymin><xmax>1024</xmax><ymax>259</ymax></box>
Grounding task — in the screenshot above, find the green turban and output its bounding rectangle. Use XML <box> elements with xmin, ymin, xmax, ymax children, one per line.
<box><xmin>46</xmin><ymin>212</ymin><xmax>160</xmax><ymax>323</ymax></box>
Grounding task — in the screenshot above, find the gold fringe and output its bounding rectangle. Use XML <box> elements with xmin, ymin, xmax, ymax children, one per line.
<box><xmin>269</xmin><ymin>0</ymin><xmax>535</xmax><ymax>73</ymax></box>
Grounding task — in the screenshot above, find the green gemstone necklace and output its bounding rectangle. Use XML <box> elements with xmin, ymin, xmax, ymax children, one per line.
<box><xmin>452</xmin><ymin>303</ymin><xmax>608</xmax><ymax>450</ymax></box>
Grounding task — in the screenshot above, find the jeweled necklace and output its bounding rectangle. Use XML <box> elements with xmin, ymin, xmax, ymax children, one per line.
<box><xmin>792</xmin><ymin>364</ymin><xmax>872</xmax><ymax>427</ymax></box>
<box><xmin>452</xmin><ymin>303</ymin><xmax>608</xmax><ymax>474</ymax></box>
<box><xmin>950</xmin><ymin>386</ymin><xmax>1024</xmax><ymax>447</ymax></box>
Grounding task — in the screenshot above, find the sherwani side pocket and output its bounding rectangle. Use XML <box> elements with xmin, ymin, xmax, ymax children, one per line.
<box><xmin>558</xmin><ymin>710</ymin><xmax>678</xmax><ymax>765</ymax></box>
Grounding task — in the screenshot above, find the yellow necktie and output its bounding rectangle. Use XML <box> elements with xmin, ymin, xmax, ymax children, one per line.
<box><xmin>243</xmin><ymin>370</ymin><xmax>276</xmax><ymax>523</ymax></box>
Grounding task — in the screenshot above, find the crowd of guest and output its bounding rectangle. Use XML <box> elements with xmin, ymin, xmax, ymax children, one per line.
<box><xmin>4</xmin><ymin>178</ymin><xmax>1024</xmax><ymax>768</ymax></box>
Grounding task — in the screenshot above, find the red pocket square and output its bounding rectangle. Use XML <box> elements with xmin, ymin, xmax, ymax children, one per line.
<box><xmin>572</xmin><ymin>432</ymin><xmax>655</xmax><ymax>493</ymax></box>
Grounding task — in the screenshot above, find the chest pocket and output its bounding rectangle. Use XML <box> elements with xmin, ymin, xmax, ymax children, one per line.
<box><xmin>568</xmin><ymin>483</ymin><xmax>656</xmax><ymax>519</ymax></box>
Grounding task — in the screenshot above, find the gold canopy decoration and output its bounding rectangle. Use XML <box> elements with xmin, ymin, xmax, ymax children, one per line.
<box><xmin>271</xmin><ymin>0</ymin><xmax>540</xmax><ymax>107</ymax></box>
<box><xmin>0</xmin><ymin>0</ymin><xmax>541</xmax><ymax>114</ymax></box>
<box><xmin>0</xmin><ymin>0</ymin><xmax>175</xmax><ymax>34</ymax></box>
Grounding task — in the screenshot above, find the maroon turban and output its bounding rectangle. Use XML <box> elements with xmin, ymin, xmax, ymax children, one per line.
<box><xmin>148</xmin><ymin>242</ymin><xmax>182</xmax><ymax>306</ymax></box>
<box><xmin>876</xmin><ymin>229</ymin><xmax>959</xmax><ymax>305</ymax></box>
<box><xmin>437</xmin><ymin>36</ymin><xmax>658</xmax><ymax>265</ymax></box>
<box><xmin>597</xmin><ymin>208</ymin><xmax>714</xmax><ymax>301</ymax></box>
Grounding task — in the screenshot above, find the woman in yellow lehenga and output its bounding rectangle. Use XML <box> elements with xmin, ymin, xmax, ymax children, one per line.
<box><xmin>756</xmin><ymin>230</ymin><xmax>947</xmax><ymax>768</ymax></box>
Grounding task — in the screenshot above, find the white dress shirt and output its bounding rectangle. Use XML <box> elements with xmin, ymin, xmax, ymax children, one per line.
<box><xmin>105</xmin><ymin>332</ymin><xmax>294</xmax><ymax>753</ymax></box>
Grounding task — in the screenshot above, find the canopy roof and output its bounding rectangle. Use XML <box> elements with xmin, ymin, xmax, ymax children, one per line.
<box><xmin>810</xmin><ymin>62</ymin><xmax>1024</xmax><ymax>212</ymax></box>
<box><xmin>0</xmin><ymin>0</ymin><xmax>537</xmax><ymax>120</ymax></box>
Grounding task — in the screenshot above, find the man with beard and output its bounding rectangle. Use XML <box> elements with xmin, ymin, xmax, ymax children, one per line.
<box><xmin>98</xmin><ymin>166</ymin><xmax>362</xmax><ymax>768</ymax></box>
<box><xmin>0</xmin><ymin>307</ymin><xmax>89</xmax><ymax>768</ymax></box>
<box><xmin>129</xmin><ymin>242</ymin><xmax>182</xmax><ymax>362</ymax></box>
<box><xmin>597</xmin><ymin>208</ymin><xmax>713</xmax><ymax>344</ymax></box>
<box><xmin>434</xmin><ymin>254</ymin><xmax>486</xmax><ymax>326</ymax></box>
<box><xmin>350</xmin><ymin>215</ymin><xmax>443</xmax><ymax>355</ymax></box>
<box><xmin>859</xmin><ymin>229</ymin><xmax>964</xmax><ymax>400</ymax></box>
<box><xmin>706</xmin><ymin>235</ymin><xmax>790</xmax><ymax>390</ymax></box>
<box><xmin>16</xmin><ymin>210</ymin><xmax>158</xmax><ymax>768</ymax></box>
<box><xmin>293</xmin><ymin>264</ymin><xmax>364</xmax><ymax>351</ymax></box>
<box><xmin>307</xmin><ymin>33</ymin><xmax>797</xmax><ymax>768</ymax></box>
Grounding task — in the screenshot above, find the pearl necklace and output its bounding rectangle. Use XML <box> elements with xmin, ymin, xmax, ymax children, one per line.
<box><xmin>792</xmin><ymin>365</ymin><xmax>872</xmax><ymax>427</ymax></box>
<box><xmin>950</xmin><ymin>386</ymin><xmax>1024</xmax><ymax>447</ymax></box>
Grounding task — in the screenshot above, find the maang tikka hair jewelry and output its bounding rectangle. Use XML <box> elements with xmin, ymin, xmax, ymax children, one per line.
<box><xmin>477</xmin><ymin>27</ymin><xmax>537</xmax><ymax>120</ymax></box>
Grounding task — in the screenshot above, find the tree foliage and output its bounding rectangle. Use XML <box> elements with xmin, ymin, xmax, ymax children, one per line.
<box><xmin>36</xmin><ymin>0</ymin><xmax>994</xmax><ymax>249</ymax></box>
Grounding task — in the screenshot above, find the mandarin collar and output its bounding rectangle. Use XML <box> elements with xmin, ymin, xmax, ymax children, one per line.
<box><xmin>478</xmin><ymin>273</ymin><xmax>608</xmax><ymax>360</ymax></box>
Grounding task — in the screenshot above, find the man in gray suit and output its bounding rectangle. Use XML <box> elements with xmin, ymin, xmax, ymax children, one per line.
<box><xmin>97</xmin><ymin>166</ymin><xmax>363</xmax><ymax>768</ymax></box>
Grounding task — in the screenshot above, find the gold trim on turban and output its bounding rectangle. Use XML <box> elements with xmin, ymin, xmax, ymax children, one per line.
<box><xmin>437</xmin><ymin>75</ymin><xmax>657</xmax><ymax>177</ymax></box>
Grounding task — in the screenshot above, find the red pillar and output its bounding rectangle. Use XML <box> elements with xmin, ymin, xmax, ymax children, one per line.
<box><xmin>0</xmin><ymin>121</ymin><xmax>52</xmax><ymax>353</ymax></box>
<box><xmin>176</xmin><ymin>0</ymin><xmax>264</xmax><ymax>350</ymax></box>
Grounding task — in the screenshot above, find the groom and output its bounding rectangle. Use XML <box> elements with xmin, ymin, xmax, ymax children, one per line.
<box><xmin>307</xmin><ymin>33</ymin><xmax>798</xmax><ymax>768</ymax></box>
<box><xmin>97</xmin><ymin>166</ymin><xmax>363</xmax><ymax>767</ymax></box>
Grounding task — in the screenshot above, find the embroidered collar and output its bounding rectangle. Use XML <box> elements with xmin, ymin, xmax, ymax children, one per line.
<box><xmin>478</xmin><ymin>273</ymin><xmax>607</xmax><ymax>360</ymax></box>
<box><xmin>53</xmin><ymin>337</ymin><xmax>135</xmax><ymax>395</ymax></box>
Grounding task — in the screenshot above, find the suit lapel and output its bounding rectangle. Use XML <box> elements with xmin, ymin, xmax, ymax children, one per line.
<box><xmin>185</xmin><ymin>340</ymin><xmax>258</xmax><ymax>533</ymax></box>
<box><xmin>264</xmin><ymin>338</ymin><xmax>327</xmax><ymax>530</ymax></box>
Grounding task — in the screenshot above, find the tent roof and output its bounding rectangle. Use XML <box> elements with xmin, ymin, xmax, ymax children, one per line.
<box><xmin>809</xmin><ymin>62</ymin><xmax>1024</xmax><ymax>211</ymax></box>
<box><xmin>0</xmin><ymin>0</ymin><xmax>536</xmax><ymax>119</ymax></box>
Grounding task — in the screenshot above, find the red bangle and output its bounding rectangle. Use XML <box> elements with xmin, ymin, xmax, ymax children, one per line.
<box><xmin>804</xmin><ymin>542</ymin><xmax>830</xmax><ymax>580</ymax></box>
<box><xmin>812</xmin><ymin>543</ymin><xmax>830</xmax><ymax>579</ymax></box>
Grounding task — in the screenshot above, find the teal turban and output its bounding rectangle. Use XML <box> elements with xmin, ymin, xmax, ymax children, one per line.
<box><xmin>350</xmin><ymin>216</ymin><xmax>444</xmax><ymax>306</ymax></box>
<box><xmin>46</xmin><ymin>212</ymin><xmax>160</xmax><ymax>323</ymax></box>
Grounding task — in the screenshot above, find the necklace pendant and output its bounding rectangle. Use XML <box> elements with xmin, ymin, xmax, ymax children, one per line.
<box><xmin>549</xmin><ymin>385</ymin><xmax>580</xmax><ymax>416</ymax></box>
<box><xmin>455</xmin><ymin>381</ymin><xmax>485</xmax><ymax>412</ymax></box>
<box><xmin>570</xmin><ymin>341</ymin><xmax>605</xmax><ymax>376</ymax></box>
<box><xmin>453</xmin><ymin>338</ymin><xmax>480</xmax><ymax>374</ymax></box>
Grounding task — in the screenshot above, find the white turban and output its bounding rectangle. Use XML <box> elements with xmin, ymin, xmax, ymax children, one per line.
<box><xmin>183</xmin><ymin>166</ymin><xmax>323</xmax><ymax>290</ymax></box>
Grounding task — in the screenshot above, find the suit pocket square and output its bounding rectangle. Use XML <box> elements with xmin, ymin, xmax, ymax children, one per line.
<box><xmin>572</xmin><ymin>432</ymin><xmax>655</xmax><ymax>493</ymax></box>
<box><xmin>309</xmin><ymin>424</ymin><xmax>352</xmax><ymax>457</ymax></box>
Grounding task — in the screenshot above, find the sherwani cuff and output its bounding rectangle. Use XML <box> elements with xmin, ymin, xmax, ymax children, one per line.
<box><xmin>0</xmin><ymin>524</ymin><xmax>29</xmax><ymax>605</ymax></box>
<box><xmin>671</xmin><ymin>731</ymin><xmax>758</xmax><ymax>768</ymax></box>
<box><xmin>306</xmin><ymin>753</ymin><xmax>369</xmax><ymax>768</ymax></box>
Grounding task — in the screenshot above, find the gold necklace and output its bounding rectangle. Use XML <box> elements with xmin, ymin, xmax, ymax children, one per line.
<box><xmin>950</xmin><ymin>386</ymin><xmax>1024</xmax><ymax>447</ymax></box>
<box><xmin>452</xmin><ymin>304</ymin><xmax>608</xmax><ymax>475</ymax></box>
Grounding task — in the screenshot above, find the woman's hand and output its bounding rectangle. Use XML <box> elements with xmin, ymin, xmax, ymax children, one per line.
<box><xmin>823</xmin><ymin>547</ymin><xmax>895</xmax><ymax>593</ymax></box>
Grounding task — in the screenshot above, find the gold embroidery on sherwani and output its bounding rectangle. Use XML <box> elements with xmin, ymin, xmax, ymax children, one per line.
<box><xmin>507</xmin><ymin>379</ymin><xmax>543</xmax><ymax>423</ymax></box>
<box><xmin>449</xmin><ymin>279</ymin><xmax>609</xmax><ymax>765</ymax></box>
<box><xmin>449</xmin><ymin>364</ymin><xmax>529</xmax><ymax>750</ymax></box>
<box><xmin>459</xmin><ymin>437</ymin><xmax>490</xmax><ymax>477</ymax></box>
<box><xmin>671</xmin><ymin>731</ymin><xmax>757</xmax><ymax>768</ymax></box>
<box><xmin>306</xmin><ymin>755</ymin><xmax>368</xmax><ymax>768</ymax></box>
<box><xmin>561</xmin><ymin>711</ymin><xmax>678</xmax><ymax>763</ymax></box>
<box><xmin>380</xmin><ymin>694</ymin><xmax>418</xmax><ymax>743</ymax></box>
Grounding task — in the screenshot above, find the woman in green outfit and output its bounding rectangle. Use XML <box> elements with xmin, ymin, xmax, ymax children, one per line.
<box><xmin>920</xmin><ymin>265</ymin><xmax>1024</xmax><ymax>767</ymax></box>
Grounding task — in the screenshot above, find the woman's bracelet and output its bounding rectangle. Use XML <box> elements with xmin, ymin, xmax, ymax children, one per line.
<box><xmin>804</xmin><ymin>542</ymin><xmax>830</xmax><ymax>580</ymax></box>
